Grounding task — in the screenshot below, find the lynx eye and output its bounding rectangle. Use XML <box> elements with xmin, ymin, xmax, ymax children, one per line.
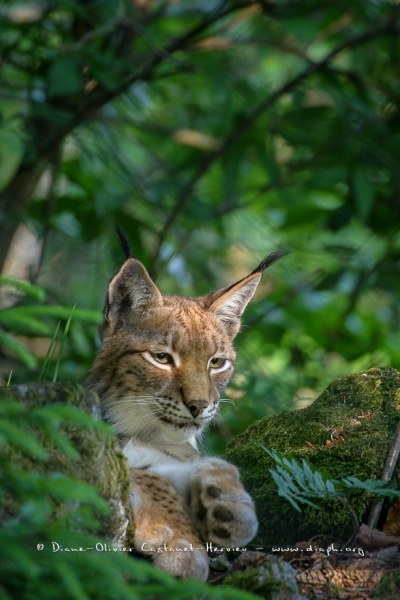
<box><xmin>151</xmin><ymin>352</ymin><xmax>173</xmax><ymax>365</ymax></box>
<box><xmin>209</xmin><ymin>357</ymin><xmax>227</xmax><ymax>369</ymax></box>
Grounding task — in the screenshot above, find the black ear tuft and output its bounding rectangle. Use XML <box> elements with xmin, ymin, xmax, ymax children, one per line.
<box><xmin>115</xmin><ymin>225</ymin><xmax>133</xmax><ymax>259</ymax></box>
<box><xmin>250</xmin><ymin>249</ymin><xmax>289</xmax><ymax>275</ymax></box>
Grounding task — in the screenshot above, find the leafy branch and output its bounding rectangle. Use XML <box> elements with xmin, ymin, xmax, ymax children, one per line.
<box><xmin>0</xmin><ymin>1</ymin><xmax>259</xmax><ymax>269</ymax></box>
<box><xmin>150</xmin><ymin>11</ymin><xmax>400</xmax><ymax>269</ymax></box>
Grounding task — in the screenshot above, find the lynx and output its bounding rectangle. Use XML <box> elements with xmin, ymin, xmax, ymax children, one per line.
<box><xmin>88</xmin><ymin>236</ymin><xmax>285</xmax><ymax>580</ymax></box>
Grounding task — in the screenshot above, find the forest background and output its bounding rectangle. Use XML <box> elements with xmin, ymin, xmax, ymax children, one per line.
<box><xmin>1</xmin><ymin>0</ymin><xmax>400</xmax><ymax>453</ymax></box>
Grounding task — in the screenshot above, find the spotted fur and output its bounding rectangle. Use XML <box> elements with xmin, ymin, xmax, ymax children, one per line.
<box><xmin>88</xmin><ymin>249</ymin><xmax>285</xmax><ymax>580</ymax></box>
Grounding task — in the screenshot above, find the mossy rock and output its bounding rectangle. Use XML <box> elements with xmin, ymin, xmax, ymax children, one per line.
<box><xmin>223</xmin><ymin>557</ymin><xmax>307</xmax><ymax>600</ymax></box>
<box><xmin>371</xmin><ymin>570</ymin><xmax>400</xmax><ymax>599</ymax></box>
<box><xmin>1</xmin><ymin>382</ymin><xmax>134</xmax><ymax>547</ymax></box>
<box><xmin>225</xmin><ymin>367</ymin><xmax>400</xmax><ymax>546</ymax></box>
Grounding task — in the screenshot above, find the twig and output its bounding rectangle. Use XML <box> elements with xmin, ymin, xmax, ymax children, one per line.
<box><xmin>367</xmin><ymin>420</ymin><xmax>400</xmax><ymax>529</ymax></box>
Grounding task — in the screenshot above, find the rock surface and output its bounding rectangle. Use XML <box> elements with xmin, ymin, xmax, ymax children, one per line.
<box><xmin>225</xmin><ymin>367</ymin><xmax>400</xmax><ymax>546</ymax></box>
<box><xmin>223</xmin><ymin>555</ymin><xmax>307</xmax><ymax>600</ymax></box>
<box><xmin>2</xmin><ymin>382</ymin><xmax>134</xmax><ymax>547</ymax></box>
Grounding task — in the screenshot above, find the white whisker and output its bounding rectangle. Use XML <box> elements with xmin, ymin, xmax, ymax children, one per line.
<box><xmin>220</xmin><ymin>398</ymin><xmax>236</xmax><ymax>406</ymax></box>
<box><xmin>111</xmin><ymin>410</ymin><xmax>158</xmax><ymax>431</ymax></box>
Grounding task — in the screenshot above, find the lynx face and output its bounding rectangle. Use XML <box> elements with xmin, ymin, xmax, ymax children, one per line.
<box><xmin>89</xmin><ymin>251</ymin><xmax>285</xmax><ymax>445</ymax></box>
<box><xmin>91</xmin><ymin>297</ymin><xmax>236</xmax><ymax>439</ymax></box>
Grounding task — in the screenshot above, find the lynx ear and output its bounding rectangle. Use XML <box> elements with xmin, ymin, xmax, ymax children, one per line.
<box><xmin>204</xmin><ymin>250</ymin><xmax>287</xmax><ymax>338</ymax></box>
<box><xmin>205</xmin><ymin>273</ymin><xmax>261</xmax><ymax>338</ymax></box>
<box><xmin>105</xmin><ymin>258</ymin><xmax>162</xmax><ymax>326</ymax></box>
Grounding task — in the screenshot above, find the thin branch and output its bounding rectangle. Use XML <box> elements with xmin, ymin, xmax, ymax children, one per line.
<box><xmin>9</xmin><ymin>2</ymin><xmax>259</xmax><ymax>164</ymax></box>
<box><xmin>0</xmin><ymin>1</ymin><xmax>257</xmax><ymax>269</ymax></box>
<box><xmin>30</xmin><ymin>148</ymin><xmax>62</xmax><ymax>283</ymax></box>
<box><xmin>78</xmin><ymin>1</ymin><xmax>261</xmax><ymax>100</ymax></box>
<box><xmin>367</xmin><ymin>420</ymin><xmax>400</xmax><ymax>529</ymax></box>
<box><xmin>150</xmin><ymin>14</ymin><xmax>400</xmax><ymax>267</ymax></box>
<box><xmin>327</xmin><ymin>250</ymin><xmax>390</xmax><ymax>349</ymax></box>
<box><xmin>61</xmin><ymin>16</ymin><xmax>133</xmax><ymax>53</ymax></box>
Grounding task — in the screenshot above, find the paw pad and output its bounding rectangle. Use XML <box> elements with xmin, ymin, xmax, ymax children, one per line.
<box><xmin>206</xmin><ymin>484</ymin><xmax>221</xmax><ymax>498</ymax></box>
<box><xmin>189</xmin><ymin>461</ymin><xmax>258</xmax><ymax>546</ymax></box>
<box><xmin>212</xmin><ymin>527</ymin><xmax>231</xmax><ymax>539</ymax></box>
<box><xmin>213</xmin><ymin>506</ymin><xmax>234</xmax><ymax>522</ymax></box>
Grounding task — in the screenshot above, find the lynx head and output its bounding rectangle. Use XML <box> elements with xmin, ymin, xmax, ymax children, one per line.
<box><xmin>89</xmin><ymin>245</ymin><xmax>285</xmax><ymax>444</ymax></box>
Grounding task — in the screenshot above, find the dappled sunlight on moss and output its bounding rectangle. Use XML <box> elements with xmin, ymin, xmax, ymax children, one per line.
<box><xmin>226</xmin><ymin>367</ymin><xmax>400</xmax><ymax>546</ymax></box>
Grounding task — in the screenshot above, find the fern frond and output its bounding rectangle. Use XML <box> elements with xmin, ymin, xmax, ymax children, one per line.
<box><xmin>264</xmin><ymin>447</ymin><xmax>400</xmax><ymax>512</ymax></box>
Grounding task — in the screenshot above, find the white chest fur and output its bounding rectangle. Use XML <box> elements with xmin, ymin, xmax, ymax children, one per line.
<box><xmin>123</xmin><ymin>437</ymin><xmax>201</xmax><ymax>498</ymax></box>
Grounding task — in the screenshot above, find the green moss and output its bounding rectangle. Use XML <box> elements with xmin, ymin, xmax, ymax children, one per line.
<box><xmin>2</xmin><ymin>382</ymin><xmax>134</xmax><ymax>547</ymax></box>
<box><xmin>225</xmin><ymin>368</ymin><xmax>400</xmax><ymax>546</ymax></box>
<box><xmin>223</xmin><ymin>558</ymin><xmax>305</xmax><ymax>600</ymax></box>
<box><xmin>371</xmin><ymin>570</ymin><xmax>400</xmax><ymax>599</ymax></box>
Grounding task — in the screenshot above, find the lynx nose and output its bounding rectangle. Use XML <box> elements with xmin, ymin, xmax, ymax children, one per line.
<box><xmin>187</xmin><ymin>400</ymin><xmax>208</xmax><ymax>418</ymax></box>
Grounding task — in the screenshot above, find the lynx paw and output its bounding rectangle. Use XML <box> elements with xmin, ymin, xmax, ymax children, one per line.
<box><xmin>153</xmin><ymin>539</ymin><xmax>209</xmax><ymax>581</ymax></box>
<box><xmin>188</xmin><ymin>458</ymin><xmax>258</xmax><ymax>547</ymax></box>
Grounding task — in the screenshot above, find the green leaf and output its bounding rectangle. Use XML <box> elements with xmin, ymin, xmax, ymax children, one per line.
<box><xmin>0</xmin><ymin>311</ymin><xmax>53</xmax><ymax>336</ymax></box>
<box><xmin>48</xmin><ymin>56</ymin><xmax>82</xmax><ymax>98</ymax></box>
<box><xmin>0</xmin><ymin>419</ymin><xmax>48</xmax><ymax>460</ymax></box>
<box><xmin>3</xmin><ymin>306</ymin><xmax>102</xmax><ymax>324</ymax></box>
<box><xmin>353</xmin><ymin>169</ymin><xmax>374</xmax><ymax>221</ymax></box>
<box><xmin>266</xmin><ymin>447</ymin><xmax>400</xmax><ymax>513</ymax></box>
<box><xmin>0</xmin><ymin>329</ymin><xmax>38</xmax><ymax>369</ymax></box>
<box><xmin>53</xmin><ymin>562</ymin><xmax>87</xmax><ymax>600</ymax></box>
<box><xmin>19</xmin><ymin>498</ymin><xmax>53</xmax><ymax>526</ymax></box>
<box><xmin>39</xmin><ymin>322</ymin><xmax>60</xmax><ymax>382</ymax></box>
<box><xmin>0</xmin><ymin>537</ymin><xmax>40</xmax><ymax>578</ymax></box>
<box><xmin>32</xmin><ymin>404</ymin><xmax>110</xmax><ymax>433</ymax></box>
<box><xmin>342</xmin><ymin>477</ymin><xmax>400</xmax><ymax>497</ymax></box>
<box><xmin>53</xmin><ymin>304</ymin><xmax>75</xmax><ymax>382</ymax></box>
<box><xmin>43</xmin><ymin>475</ymin><xmax>109</xmax><ymax>513</ymax></box>
<box><xmin>0</xmin><ymin>400</ymin><xmax>26</xmax><ymax>417</ymax></box>
<box><xmin>37</xmin><ymin>421</ymin><xmax>79</xmax><ymax>461</ymax></box>
<box><xmin>6</xmin><ymin>369</ymin><xmax>13</xmax><ymax>385</ymax></box>
<box><xmin>0</xmin><ymin>276</ymin><xmax>46</xmax><ymax>301</ymax></box>
<box><xmin>313</xmin><ymin>470</ymin><xmax>328</xmax><ymax>494</ymax></box>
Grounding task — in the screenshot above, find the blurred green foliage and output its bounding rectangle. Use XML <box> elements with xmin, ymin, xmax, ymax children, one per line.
<box><xmin>0</xmin><ymin>0</ymin><xmax>400</xmax><ymax>451</ymax></box>
<box><xmin>0</xmin><ymin>276</ymin><xmax>101</xmax><ymax>375</ymax></box>
<box><xmin>0</xmin><ymin>392</ymin><xmax>259</xmax><ymax>600</ymax></box>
